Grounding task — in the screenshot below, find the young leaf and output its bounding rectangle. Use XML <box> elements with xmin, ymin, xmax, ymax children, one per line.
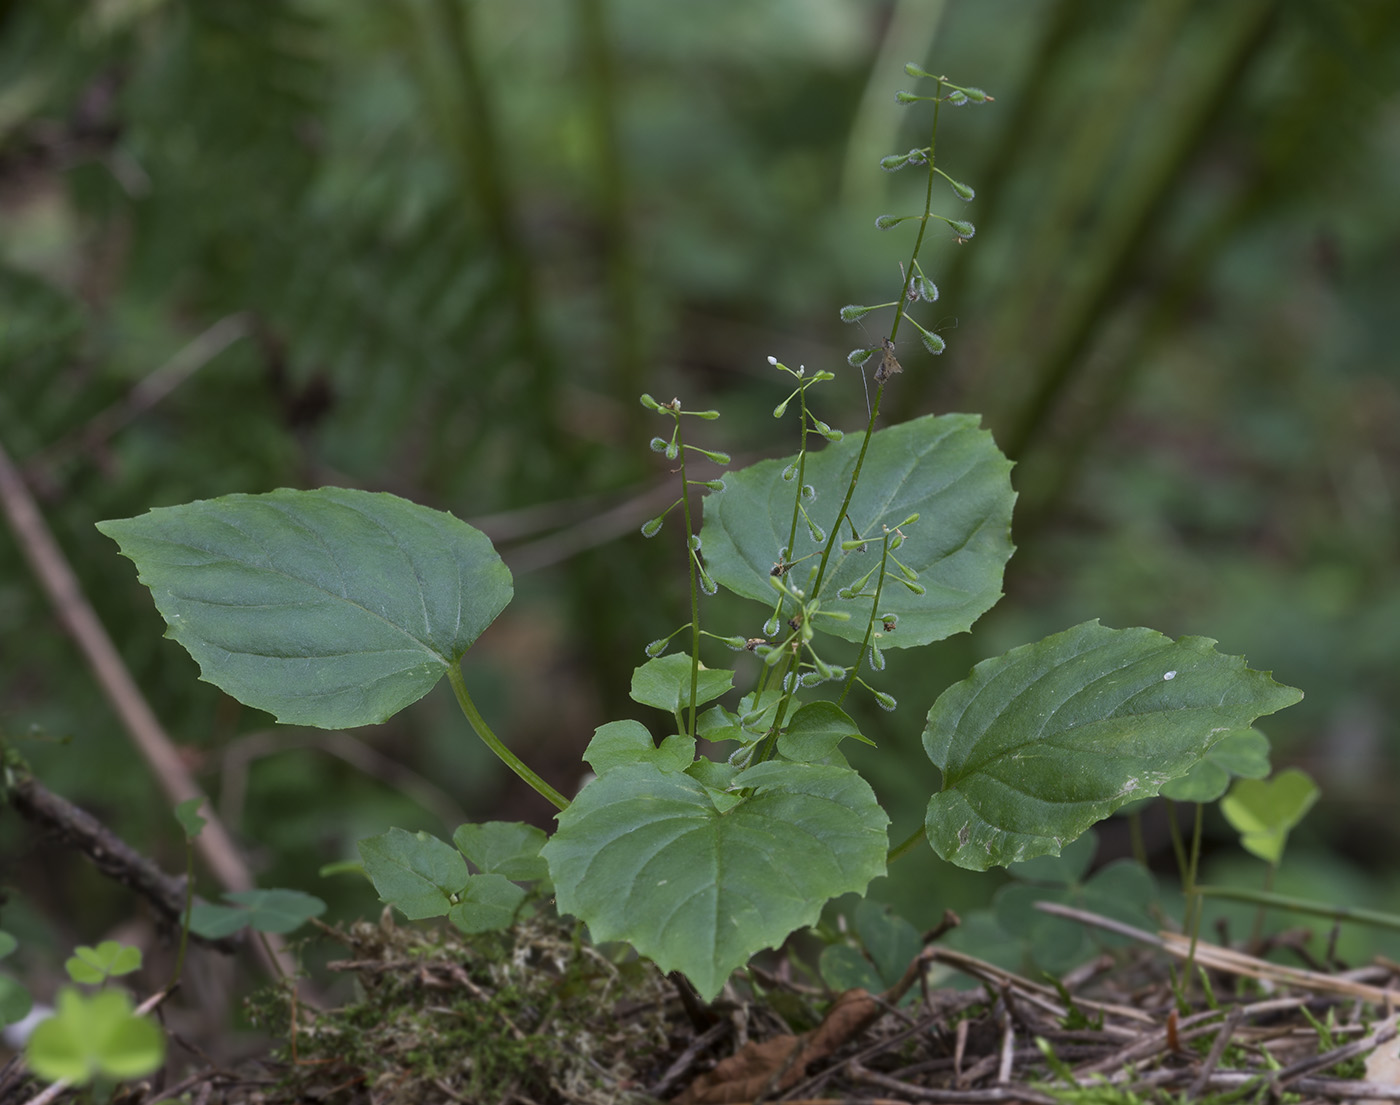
<box><xmin>1219</xmin><ymin>768</ymin><xmax>1320</xmax><ymax>865</ymax></box>
<box><xmin>357</xmin><ymin>829</ymin><xmax>468</xmax><ymax>920</ymax></box>
<box><xmin>65</xmin><ymin>941</ymin><xmax>142</xmax><ymax>985</ymax></box>
<box><xmin>188</xmin><ymin>888</ymin><xmax>327</xmax><ymax>938</ymax></box>
<box><xmin>174</xmin><ymin>797</ymin><xmax>207</xmax><ymax>841</ymax></box>
<box><xmin>702</xmin><ymin>415</ymin><xmax>1015</xmax><ymax>648</ymax></box>
<box><xmin>923</xmin><ymin>622</ymin><xmax>1303</xmax><ymax>870</ymax></box>
<box><xmin>26</xmin><ymin>988</ymin><xmax>165</xmax><ymax>1084</ymax></box>
<box><xmin>97</xmin><ymin>488</ymin><xmax>513</xmax><ymax>729</ymax></box>
<box><xmin>541</xmin><ymin>760</ymin><xmax>888</xmax><ymax>1001</ymax></box>
<box><xmin>630</xmin><ymin>654</ymin><xmax>734</xmax><ymax>714</ymax></box>
<box><xmin>776</xmin><ymin>701</ymin><xmax>874</xmax><ymax>762</ymax></box>
<box><xmin>582</xmin><ymin>720</ymin><xmax>696</xmax><ymax>775</ymax></box>
<box><xmin>452</xmin><ymin>822</ymin><xmax>549</xmax><ymax>881</ymax></box>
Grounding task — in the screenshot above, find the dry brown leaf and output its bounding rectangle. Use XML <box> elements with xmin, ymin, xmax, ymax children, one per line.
<box><xmin>675</xmin><ymin>989</ymin><xmax>881</xmax><ymax>1104</ymax></box>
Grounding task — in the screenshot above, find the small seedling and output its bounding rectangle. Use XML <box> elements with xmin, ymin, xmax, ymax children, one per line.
<box><xmin>25</xmin><ymin>987</ymin><xmax>164</xmax><ymax>1086</ymax></box>
<box><xmin>65</xmin><ymin>941</ymin><xmax>142</xmax><ymax>986</ymax></box>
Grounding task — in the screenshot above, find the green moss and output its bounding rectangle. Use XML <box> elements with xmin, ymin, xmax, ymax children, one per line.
<box><xmin>246</xmin><ymin>911</ymin><xmax>670</xmax><ymax>1104</ymax></box>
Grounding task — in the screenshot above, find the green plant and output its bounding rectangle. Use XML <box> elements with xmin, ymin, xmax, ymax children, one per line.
<box><xmin>94</xmin><ymin>70</ymin><xmax>1302</xmax><ymax>1002</ymax></box>
<box><xmin>24</xmin><ymin>987</ymin><xmax>165</xmax><ymax>1088</ymax></box>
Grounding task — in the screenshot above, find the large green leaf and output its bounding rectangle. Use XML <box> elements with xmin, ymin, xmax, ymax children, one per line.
<box><xmin>924</xmin><ymin>621</ymin><xmax>1303</xmax><ymax>870</ymax></box>
<box><xmin>97</xmin><ymin>487</ymin><xmax>512</xmax><ymax>728</ymax></box>
<box><xmin>700</xmin><ymin>414</ymin><xmax>1014</xmax><ymax>647</ymax></box>
<box><xmin>541</xmin><ymin>759</ymin><xmax>888</xmax><ymax>1001</ymax></box>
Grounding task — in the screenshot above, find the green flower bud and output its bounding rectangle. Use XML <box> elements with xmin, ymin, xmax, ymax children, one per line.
<box><xmin>873</xmin><ymin>690</ymin><xmax>897</xmax><ymax>712</ymax></box>
<box><xmin>904</xmin><ymin>62</ymin><xmax>937</xmax><ymax>79</ymax></box>
<box><xmin>848</xmin><ymin>348</ymin><xmax>874</xmax><ymax>367</ymax></box>
<box><xmin>879</xmin><ymin>153</ymin><xmax>911</xmax><ymax>172</ymax></box>
<box><xmin>949</xmin><ymin>219</ymin><xmax>975</xmax><ymax>239</ymax></box>
<box><xmin>950</xmin><ymin>179</ymin><xmax>975</xmax><ymax>201</ymax></box>
<box><xmin>645</xmin><ymin>639</ymin><xmax>668</xmax><ymax>658</ymax></box>
<box><xmin>641</xmin><ymin>516</ymin><xmax>664</xmax><ymax>538</ymax></box>
<box><xmin>840</xmin><ymin>303</ymin><xmax>877</xmax><ymax>323</ymax></box>
<box><xmin>649</xmin><ymin>436</ymin><xmax>669</xmax><ymax>452</ymax></box>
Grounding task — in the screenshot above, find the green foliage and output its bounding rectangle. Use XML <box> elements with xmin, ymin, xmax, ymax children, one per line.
<box><xmin>359</xmin><ymin>821</ymin><xmax>547</xmax><ymax>935</ymax></box>
<box><xmin>25</xmin><ymin>988</ymin><xmax>165</xmax><ymax>1086</ymax></box>
<box><xmin>188</xmin><ymin>889</ymin><xmax>327</xmax><ymax>939</ymax></box>
<box><xmin>819</xmin><ymin>898</ymin><xmax>922</xmax><ymax>998</ymax></box>
<box><xmin>543</xmin><ymin>754</ymin><xmax>888</xmax><ymax>1000</ymax></box>
<box><xmin>0</xmin><ymin>932</ymin><xmax>32</xmax><ymax>1028</ymax></box>
<box><xmin>94</xmin><ymin>68</ymin><xmax>1308</xmax><ymax>1004</ymax></box>
<box><xmin>97</xmin><ymin>489</ymin><xmax>513</xmax><ymax>729</ymax></box>
<box><xmin>1220</xmin><ymin>768</ymin><xmax>1321</xmax><ymax>866</ymax></box>
<box><xmin>701</xmin><ymin>413</ymin><xmax>1015</xmax><ymax>648</ymax></box>
<box><xmin>65</xmin><ymin>941</ymin><xmax>142</xmax><ymax>986</ymax></box>
<box><xmin>923</xmin><ymin>621</ymin><xmax>1302</xmax><ymax>870</ymax></box>
<box><xmin>942</xmin><ymin>833</ymin><xmax>1160</xmax><ymax>979</ymax></box>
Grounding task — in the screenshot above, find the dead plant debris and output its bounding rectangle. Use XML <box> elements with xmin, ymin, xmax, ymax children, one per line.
<box><xmin>7</xmin><ymin>905</ymin><xmax>1400</xmax><ymax>1105</ymax></box>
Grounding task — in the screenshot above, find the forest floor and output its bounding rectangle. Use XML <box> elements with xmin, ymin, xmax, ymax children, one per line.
<box><xmin>5</xmin><ymin>903</ymin><xmax>1400</xmax><ymax>1105</ymax></box>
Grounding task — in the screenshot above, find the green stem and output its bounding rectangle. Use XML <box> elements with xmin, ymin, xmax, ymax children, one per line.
<box><xmin>887</xmin><ymin>823</ymin><xmax>926</xmax><ymax>864</ymax></box>
<box><xmin>811</xmin><ymin>89</ymin><xmax>943</xmax><ymax>599</ymax></box>
<box><xmin>168</xmin><ymin>840</ymin><xmax>195</xmax><ymax>991</ymax></box>
<box><xmin>839</xmin><ymin>532</ymin><xmax>893</xmax><ymax>705</ymax></box>
<box><xmin>447</xmin><ymin>664</ymin><xmax>569</xmax><ymax>810</ymax></box>
<box><xmin>675</xmin><ymin>419</ymin><xmax>701</xmax><ymax>739</ymax></box>
<box><xmin>1195</xmin><ymin>886</ymin><xmax>1400</xmax><ymax>935</ymax></box>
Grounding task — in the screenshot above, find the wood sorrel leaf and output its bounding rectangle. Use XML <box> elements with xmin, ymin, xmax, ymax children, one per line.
<box><xmin>700</xmin><ymin>414</ymin><xmax>1014</xmax><ymax>648</ymax></box>
<box><xmin>924</xmin><ymin>621</ymin><xmax>1303</xmax><ymax>871</ymax></box>
<box><xmin>97</xmin><ymin>487</ymin><xmax>512</xmax><ymax>729</ymax></box>
<box><xmin>541</xmin><ymin>759</ymin><xmax>888</xmax><ymax>1001</ymax></box>
<box><xmin>1219</xmin><ymin>768</ymin><xmax>1320</xmax><ymax>865</ymax></box>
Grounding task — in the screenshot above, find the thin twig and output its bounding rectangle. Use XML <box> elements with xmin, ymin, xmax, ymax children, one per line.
<box><xmin>1188</xmin><ymin>1004</ymin><xmax>1246</xmax><ymax>1098</ymax></box>
<box><xmin>5</xmin><ymin>773</ymin><xmax>239</xmax><ymax>953</ymax></box>
<box><xmin>0</xmin><ymin>435</ymin><xmax>290</xmax><ymax>979</ymax></box>
<box><xmin>23</xmin><ymin>313</ymin><xmax>251</xmax><ymax>477</ymax></box>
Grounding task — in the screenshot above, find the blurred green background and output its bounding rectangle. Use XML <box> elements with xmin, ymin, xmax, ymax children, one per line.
<box><xmin>2</xmin><ymin>0</ymin><xmax>1398</xmax><ymax>968</ymax></box>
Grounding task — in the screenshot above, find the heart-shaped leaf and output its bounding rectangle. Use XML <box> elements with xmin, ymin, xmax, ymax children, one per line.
<box><xmin>541</xmin><ymin>759</ymin><xmax>888</xmax><ymax>1000</ymax></box>
<box><xmin>924</xmin><ymin>621</ymin><xmax>1303</xmax><ymax>870</ymax></box>
<box><xmin>1220</xmin><ymin>768</ymin><xmax>1320</xmax><ymax>865</ymax></box>
<box><xmin>26</xmin><ymin>988</ymin><xmax>165</xmax><ymax>1084</ymax></box>
<box><xmin>97</xmin><ymin>487</ymin><xmax>512</xmax><ymax>729</ymax></box>
<box><xmin>701</xmin><ymin>414</ymin><xmax>1014</xmax><ymax>647</ymax></box>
